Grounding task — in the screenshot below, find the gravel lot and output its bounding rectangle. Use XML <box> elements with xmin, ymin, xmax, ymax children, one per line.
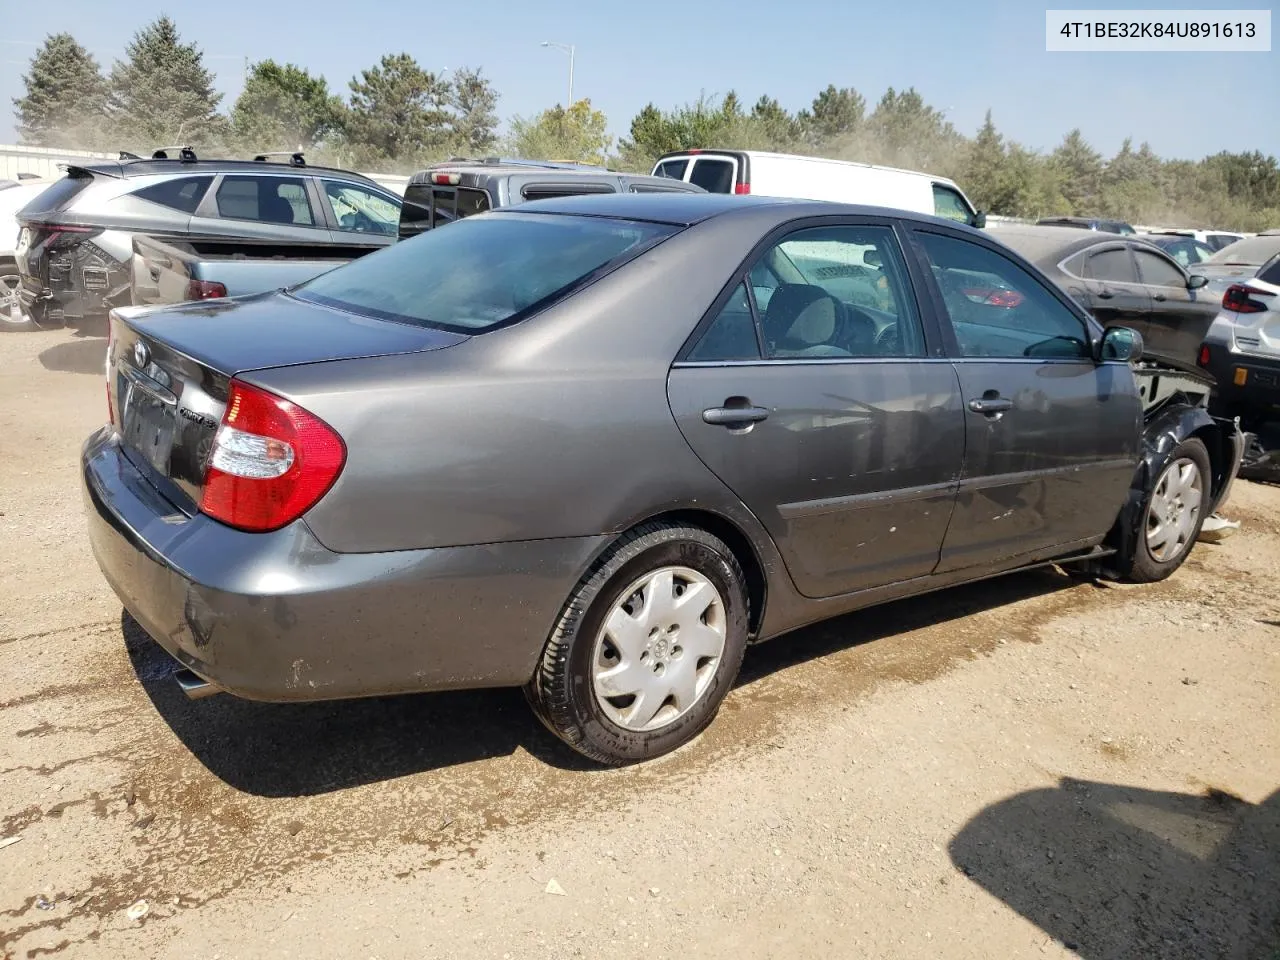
<box><xmin>1</xmin><ymin>325</ymin><xmax>1277</xmax><ymax>959</ymax></box>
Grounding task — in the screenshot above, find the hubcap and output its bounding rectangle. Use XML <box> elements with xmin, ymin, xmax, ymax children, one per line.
<box><xmin>1146</xmin><ymin>457</ymin><xmax>1202</xmax><ymax>563</ymax></box>
<box><xmin>592</xmin><ymin>566</ymin><xmax>727</xmax><ymax>732</ymax></box>
<box><xmin>0</xmin><ymin>275</ymin><xmax>23</xmax><ymax>324</ymax></box>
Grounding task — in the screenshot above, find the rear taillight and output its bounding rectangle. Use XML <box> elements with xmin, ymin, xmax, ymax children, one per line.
<box><xmin>1223</xmin><ymin>283</ymin><xmax>1272</xmax><ymax>314</ymax></box>
<box><xmin>186</xmin><ymin>279</ymin><xmax>227</xmax><ymax>300</ymax></box>
<box><xmin>734</xmin><ymin>182</ymin><xmax>751</xmax><ymax>195</ymax></box>
<box><xmin>1198</xmin><ymin>344</ymin><xmax>1211</xmax><ymax>367</ymax></box>
<box><xmin>199</xmin><ymin>379</ymin><xmax>346</xmax><ymax>533</ymax></box>
<box><xmin>430</xmin><ymin>172</ymin><xmax>461</xmax><ymax>185</ymax></box>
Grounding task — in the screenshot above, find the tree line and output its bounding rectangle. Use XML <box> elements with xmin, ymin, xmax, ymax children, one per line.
<box><xmin>13</xmin><ymin>17</ymin><xmax>1279</xmax><ymax>231</ymax></box>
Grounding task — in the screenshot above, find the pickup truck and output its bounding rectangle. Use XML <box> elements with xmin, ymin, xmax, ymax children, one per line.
<box><xmin>130</xmin><ymin>234</ymin><xmax>375</xmax><ymax>307</ymax></box>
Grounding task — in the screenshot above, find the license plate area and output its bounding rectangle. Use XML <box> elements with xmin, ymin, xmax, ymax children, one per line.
<box><xmin>119</xmin><ymin>368</ymin><xmax>179</xmax><ymax>480</ymax></box>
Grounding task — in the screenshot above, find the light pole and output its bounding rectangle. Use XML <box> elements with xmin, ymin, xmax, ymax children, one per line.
<box><xmin>540</xmin><ymin>41</ymin><xmax>575</xmax><ymax>106</ymax></box>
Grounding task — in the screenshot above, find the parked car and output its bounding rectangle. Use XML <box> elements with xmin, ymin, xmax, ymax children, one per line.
<box><xmin>1190</xmin><ymin>234</ymin><xmax>1280</xmax><ymax>291</ymax></box>
<box><xmin>1140</xmin><ymin>233</ymin><xmax>1215</xmax><ymax>268</ymax></box>
<box><xmin>992</xmin><ymin>225</ymin><xmax>1216</xmax><ymax>366</ymax></box>
<box><xmin>650</xmin><ymin>149</ymin><xmax>986</xmax><ymax>229</ymax></box>
<box><xmin>15</xmin><ymin>148</ymin><xmax>402</xmax><ymax>330</ymax></box>
<box><xmin>1145</xmin><ymin>228</ymin><xmax>1245</xmax><ymax>252</ymax></box>
<box><xmin>1037</xmin><ymin>216</ymin><xmax>1136</xmax><ymax>235</ymax></box>
<box><xmin>398</xmin><ymin>158</ymin><xmax>703</xmax><ymax>239</ymax></box>
<box><xmin>84</xmin><ymin>194</ymin><xmax>1242</xmax><ymax>765</ymax></box>
<box><xmin>1198</xmin><ymin>249</ymin><xmax>1280</xmax><ymax>424</ymax></box>
<box><xmin>0</xmin><ymin>177</ymin><xmax>58</xmax><ymax>328</ymax></box>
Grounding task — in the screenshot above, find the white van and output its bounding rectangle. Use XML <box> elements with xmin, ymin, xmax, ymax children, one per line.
<box><xmin>651</xmin><ymin>149</ymin><xmax>985</xmax><ymax>229</ymax></box>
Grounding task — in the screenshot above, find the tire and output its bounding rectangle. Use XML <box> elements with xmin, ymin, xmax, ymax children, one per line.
<box><xmin>1122</xmin><ymin>437</ymin><xmax>1212</xmax><ymax>583</ymax></box>
<box><xmin>0</xmin><ymin>262</ymin><xmax>37</xmax><ymax>333</ymax></box>
<box><xmin>526</xmin><ymin>522</ymin><xmax>750</xmax><ymax>765</ymax></box>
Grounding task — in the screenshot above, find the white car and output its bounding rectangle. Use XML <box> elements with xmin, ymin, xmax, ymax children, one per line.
<box><xmin>650</xmin><ymin>149</ymin><xmax>986</xmax><ymax>229</ymax></box>
<box><xmin>1198</xmin><ymin>243</ymin><xmax>1280</xmax><ymax>424</ymax></box>
<box><xmin>0</xmin><ymin>178</ymin><xmax>58</xmax><ymax>325</ymax></box>
<box><xmin>1146</xmin><ymin>228</ymin><xmax>1246</xmax><ymax>252</ymax></box>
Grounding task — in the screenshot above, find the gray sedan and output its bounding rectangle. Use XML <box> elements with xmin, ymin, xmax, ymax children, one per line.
<box><xmin>83</xmin><ymin>194</ymin><xmax>1240</xmax><ymax>764</ymax></box>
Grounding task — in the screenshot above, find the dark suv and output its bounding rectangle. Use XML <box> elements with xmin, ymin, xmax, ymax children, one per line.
<box><xmin>398</xmin><ymin>158</ymin><xmax>704</xmax><ymax>239</ymax></box>
<box><xmin>15</xmin><ymin>148</ymin><xmax>402</xmax><ymax>330</ymax></box>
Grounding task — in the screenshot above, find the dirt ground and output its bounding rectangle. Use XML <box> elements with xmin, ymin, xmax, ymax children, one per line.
<box><xmin>1</xmin><ymin>326</ymin><xmax>1277</xmax><ymax>960</ymax></box>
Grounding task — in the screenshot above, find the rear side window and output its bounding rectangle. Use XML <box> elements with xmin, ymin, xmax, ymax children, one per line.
<box><xmin>215</xmin><ymin>176</ymin><xmax>315</xmax><ymax>226</ymax></box>
<box><xmin>1082</xmin><ymin>248</ymin><xmax>1138</xmax><ymax>283</ymax></box>
<box><xmin>133</xmin><ymin>176</ymin><xmax>212</xmax><ymax>214</ymax></box>
<box><xmin>399</xmin><ymin>184</ymin><xmax>490</xmax><ymax>237</ymax></box>
<box><xmin>688</xmin><ymin>159</ymin><xmax>735</xmax><ymax>193</ymax></box>
<box><xmin>18</xmin><ymin>172</ymin><xmax>94</xmax><ymax>217</ymax></box>
<box><xmin>653</xmin><ymin>159</ymin><xmax>689</xmax><ymax>180</ymax></box>
<box><xmin>295</xmin><ymin>213</ymin><xmax>677</xmax><ymax>333</ymax></box>
<box><xmin>1258</xmin><ymin>256</ymin><xmax>1280</xmax><ymax>287</ymax></box>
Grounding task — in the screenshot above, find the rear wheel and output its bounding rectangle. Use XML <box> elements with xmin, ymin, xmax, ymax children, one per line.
<box><xmin>1122</xmin><ymin>438</ymin><xmax>1211</xmax><ymax>583</ymax></box>
<box><xmin>526</xmin><ymin>523</ymin><xmax>749</xmax><ymax>765</ymax></box>
<box><xmin>0</xmin><ymin>263</ymin><xmax>36</xmax><ymax>333</ymax></box>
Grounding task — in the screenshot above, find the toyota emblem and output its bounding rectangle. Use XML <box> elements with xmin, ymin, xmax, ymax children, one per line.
<box><xmin>133</xmin><ymin>340</ymin><xmax>150</xmax><ymax>368</ymax></box>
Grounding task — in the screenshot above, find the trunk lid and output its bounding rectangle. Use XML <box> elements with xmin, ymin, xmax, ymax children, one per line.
<box><xmin>109</xmin><ymin>291</ymin><xmax>466</xmax><ymax>513</ymax></box>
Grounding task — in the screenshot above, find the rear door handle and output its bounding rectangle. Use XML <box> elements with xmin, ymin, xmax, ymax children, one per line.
<box><xmin>968</xmin><ymin>396</ymin><xmax>1013</xmax><ymax>415</ymax></box>
<box><xmin>703</xmin><ymin>403</ymin><xmax>769</xmax><ymax>427</ymax></box>
<box><xmin>1153</xmin><ymin>292</ymin><xmax>1167</xmax><ymax>301</ymax></box>
<box><xmin>1096</xmin><ymin>289</ymin><xmax>1114</xmax><ymax>300</ymax></box>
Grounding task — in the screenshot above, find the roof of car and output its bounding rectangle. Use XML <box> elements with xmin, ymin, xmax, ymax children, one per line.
<box><xmin>407</xmin><ymin>160</ymin><xmax>693</xmax><ymax>186</ymax></box>
<box><xmin>1037</xmin><ymin>216</ymin><xmax>1131</xmax><ymax>227</ymax></box>
<box><xmin>507</xmin><ymin>191</ymin><xmax>988</xmax><ymax>230</ymax></box>
<box><xmin>991</xmin><ymin>224</ymin><xmax>1139</xmax><ymax>264</ymax></box>
<box><xmin>72</xmin><ymin>157</ymin><xmax>383</xmax><ymax>187</ymax></box>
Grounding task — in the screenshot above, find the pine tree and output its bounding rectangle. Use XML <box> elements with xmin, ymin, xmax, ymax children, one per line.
<box><xmin>963</xmin><ymin>110</ymin><xmax>1018</xmax><ymax>214</ymax></box>
<box><xmin>344</xmin><ymin>53</ymin><xmax>453</xmax><ymax>167</ymax></box>
<box><xmin>802</xmin><ymin>84</ymin><xmax>865</xmax><ymax>146</ymax></box>
<box><xmin>231</xmin><ymin>60</ymin><xmax>343</xmax><ymax>153</ymax></box>
<box><xmin>106</xmin><ymin>16</ymin><xmax>225</xmax><ymax>149</ymax></box>
<box><xmin>1050</xmin><ymin>129</ymin><xmax>1104</xmax><ymax>215</ymax></box>
<box><xmin>13</xmin><ymin>33</ymin><xmax>106</xmax><ymax>148</ymax></box>
<box><xmin>448</xmin><ymin>67</ymin><xmax>499</xmax><ymax>156</ymax></box>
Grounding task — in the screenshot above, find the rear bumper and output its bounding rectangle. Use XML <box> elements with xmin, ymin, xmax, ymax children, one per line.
<box><xmin>82</xmin><ymin>427</ymin><xmax>606</xmax><ymax>701</ymax></box>
<box><xmin>1200</xmin><ymin>338</ymin><xmax>1280</xmax><ymax>411</ymax></box>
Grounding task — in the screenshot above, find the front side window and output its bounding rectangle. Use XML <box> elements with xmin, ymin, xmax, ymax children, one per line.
<box><xmin>322</xmin><ymin>181</ymin><xmax>399</xmax><ymax>236</ymax></box>
<box><xmin>295</xmin><ymin>213</ymin><xmax>676</xmax><ymax>333</ymax></box>
<box><xmin>932</xmin><ymin>185</ymin><xmax>974</xmax><ymax>225</ymax></box>
<box><xmin>1082</xmin><ymin>248</ymin><xmax>1138</xmax><ymax>283</ymax></box>
<box><xmin>1134</xmin><ymin>248</ymin><xmax>1186</xmax><ymax>287</ymax></box>
<box><xmin>215</xmin><ymin>176</ymin><xmax>314</xmax><ymax>225</ymax></box>
<box><xmin>133</xmin><ymin>176</ymin><xmax>213</xmax><ymax>214</ymax></box>
<box><xmin>917</xmin><ymin>231</ymin><xmax>1090</xmax><ymax>360</ymax></box>
<box><xmin>688</xmin><ymin>158</ymin><xmax>735</xmax><ymax>194</ymax></box>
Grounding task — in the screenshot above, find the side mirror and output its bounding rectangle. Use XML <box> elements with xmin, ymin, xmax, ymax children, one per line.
<box><xmin>1099</xmin><ymin>325</ymin><xmax>1144</xmax><ymax>362</ymax></box>
<box><xmin>1187</xmin><ymin>274</ymin><xmax>1209</xmax><ymax>290</ymax></box>
<box><xmin>972</xmin><ymin>210</ymin><xmax>988</xmax><ymax>229</ymax></box>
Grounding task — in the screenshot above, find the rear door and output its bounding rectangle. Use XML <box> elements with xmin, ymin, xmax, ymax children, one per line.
<box><xmin>1133</xmin><ymin>245</ymin><xmax>1218</xmax><ymax>365</ymax></box>
<box><xmin>1076</xmin><ymin>244</ymin><xmax>1151</xmax><ymax>338</ymax></box>
<box><xmin>910</xmin><ymin>227</ymin><xmax>1141</xmax><ymax>573</ymax></box>
<box><xmin>667</xmin><ymin>218</ymin><xmax>965</xmax><ymax>599</ymax></box>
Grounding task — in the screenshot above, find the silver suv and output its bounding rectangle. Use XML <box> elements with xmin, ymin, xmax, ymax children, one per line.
<box><xmin>15</xmin><ymin>148</ymin><xmax>402</xmax><ymax>331</ymax></box>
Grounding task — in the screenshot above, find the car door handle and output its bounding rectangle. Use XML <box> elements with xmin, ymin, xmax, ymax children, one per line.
<box><xmin>968</xmin><ymin>396</ymin><xmax>1013</xmax><ymax>416</ymax></box>
<box><xmin>703</xmin><ymin>403</ymin><xmax>769</xmax><ymax>427</ymax></box>
<box><xmin>1096</xmin><ymin>289</ymin><xmax>1114</xmax><ymax>300</ymax></box>
<box><xmin>1153</xmin><ymin>292</ymin><xmax>1167</xmax><ymax>301</ymax></box>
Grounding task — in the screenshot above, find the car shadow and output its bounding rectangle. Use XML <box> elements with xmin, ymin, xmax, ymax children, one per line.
<box><xmin>948</xmin><ymin>777</ymin><xmax>1280</xmax><ymax>959</ymax></box>
<box><xmin>123</xmin><ymin>567</ymin><xmax>1077</xmax><ymax>797</ymax></box>
<box><xmin>38</xmin><ymin>337</ymin><xmax>107</xmax><ymax>375</ymax></box>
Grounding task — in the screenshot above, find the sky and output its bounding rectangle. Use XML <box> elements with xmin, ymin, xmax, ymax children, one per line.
<box><xmin>1</xmin><ymin>0</ymin><xmax>1277</xmax><ymax>162</ymax></box>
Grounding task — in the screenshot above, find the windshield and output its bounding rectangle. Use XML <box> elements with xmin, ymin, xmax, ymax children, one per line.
<box><xmin>294</xmin><ymin>213</ymin><xmax>678</xmax><ymax>333</ymax></box>
<box><xmin>1206</xmin><ymin>235</ymin><xmax>1280</xmax><ymax>266</ymax></box>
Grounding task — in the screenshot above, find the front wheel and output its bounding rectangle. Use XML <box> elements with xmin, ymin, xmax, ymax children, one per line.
<box><xmin>0</xmin><ymin>264</ymin><xmax>37</xmax><ymax>333</ymax></box>
<box><xmin>1121</xmin><ymin>438</ymin><xmax>1212</xmax><ymax>583</ymax></box>
<box><xmin>526</xmin><ymin>523</ymin><xmax>749</xmax><ymax>765</ymax></box>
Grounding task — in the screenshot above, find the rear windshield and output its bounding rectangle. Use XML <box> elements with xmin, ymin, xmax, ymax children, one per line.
<box><xmin>688</xmin><ymin>158</ymin><xmax>735</xmax><ymax>193</ymax></box>
<box><xmin>295</xmin><ymin>213</ymin><xmax>678</xmax><ymax>333</ymax></box>
<box><xmin>18</xmin><ymin>171</ymin><xmax>94</xmax><ymax>217</ymax></box>
<box><xmin>1206</xmin><ymin>235</ymin><xmax>1280</xmax><ymax>266</ymax></box>
<box><xmin>399</xmin><ymin>184</ymin><xmax>490</xmax><ymax>238</ymax></box>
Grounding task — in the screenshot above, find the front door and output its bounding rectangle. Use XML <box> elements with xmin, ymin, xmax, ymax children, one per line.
<box><xmin>667</xmin><ymin>221</ymin><xmax>965</xmax><ymax>599</ymax></box>
<box><xmin>1132</xmin><ymin>246</ymin><xmax>1218</xmax><ymax>365</ymax></box>
<box><xmin>910</xmin><ymin>228</ymin><xmax>1142</xmax><ymax>574</ymax></box>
